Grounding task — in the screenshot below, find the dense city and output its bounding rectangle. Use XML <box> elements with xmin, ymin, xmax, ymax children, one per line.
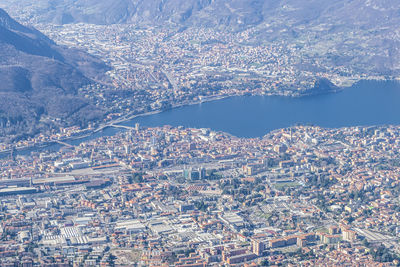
<box><xmin>1</xmin><ymin>124</ymin><xmax>400</xmax><ymax>266</ymax></box>
<box><xmin>1</xmin><ymin>1</ymin><xmax>400</xmax><ymax>266</ymax></box>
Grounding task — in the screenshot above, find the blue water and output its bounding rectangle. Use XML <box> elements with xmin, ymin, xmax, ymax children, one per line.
<box><xmin>122</xmin><ymin>80</ymin><xmax>400</xmax><ymax>137</ymax></box>
<box><xmin>4</xmin><ymin>79</ymin><xmax>400</xmax><ymax>158</ymax></box>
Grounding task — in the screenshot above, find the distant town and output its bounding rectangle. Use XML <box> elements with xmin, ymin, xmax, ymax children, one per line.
<box><xmin>0</xmin><ymin>20</ymin><xmax>393</xmax><ymax>152</ymax></box>
<box><xmin>1</xmin><ymin>124</ymin><xmax>400</xmax><ymax>265</ymax></box>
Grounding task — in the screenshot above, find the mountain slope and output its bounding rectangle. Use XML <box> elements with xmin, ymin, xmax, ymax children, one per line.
<box><xmin>1</xmin><ymin>0</ymin><xmax>400</xmax><ymax>30</ymax></box>
<box><xmin>0</xmin><ymin>8</ymin><xmax>109</xmax><ymax>141</ymax></box>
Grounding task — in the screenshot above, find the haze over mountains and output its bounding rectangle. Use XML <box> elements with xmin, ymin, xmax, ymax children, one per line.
<box><xmin>1</xmin><ymin>0</ymin><xmax>399</xmax><ymax>30</ymax></box>
<box><xmin>0</xmin><ymin>8</ymin><xmax>108</xmax><ymax>141</ymax></box>
<box><xmin>3</xmin><ymin>0</ymin><xmax>400</xmax><ymax>74</ymax></box>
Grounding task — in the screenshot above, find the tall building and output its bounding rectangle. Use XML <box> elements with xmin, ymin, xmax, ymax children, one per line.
<box><xmin>252</xmin><ymin>239</ymin><xmax>265</xmax><ymax>256</ymax></box>
<box><xmin>183</xmin><ymin>168</ymin><xmax>193</xmax><ymax>180</ymax></box>
<box><xmin>342</xmin><ymin>229</ymin><xmax>356</xmax><ymax>242</ymax></box>
<box><xmin>274</xmin><ymin>144</ymin><xmax>288</xmax><ymax>154</ymax></box>
<box><xmin>200</xmin><ymin>167</ymin><xmax>206</xmax><ymax>179</ymax></box>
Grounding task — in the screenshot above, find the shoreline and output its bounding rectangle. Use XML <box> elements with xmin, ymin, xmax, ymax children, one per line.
<box><xmin>2</xmin><ymin>78</ymin><xmax>397</xmax><ymax>156</ymax></box>
<box><xmin>0</xmin><ymin>94</ymin><xmax>233</xmax><ymax>157</ymax></box>
<box><xmin>94</xmin><ymin>94</ymin><xmax>231</xmax><ymax>132</ymax></box>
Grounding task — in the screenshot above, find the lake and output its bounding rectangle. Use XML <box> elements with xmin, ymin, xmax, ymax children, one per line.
<box><xmin>6</xmin><ymin>79</ymin><xmax>400</xmax><ymax>157</ymax></box>
<box><xmin>121</xmin><ymin>80</ymin><xmax>400</xmax><ymax>138</ymax></box>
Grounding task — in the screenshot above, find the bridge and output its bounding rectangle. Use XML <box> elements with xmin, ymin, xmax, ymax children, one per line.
<box><xmin>110</xmin><ymin>124</ymin><xmax>135</xmax><ymax>130</ymax></box>
<box><xmin>55</xmin><ymin>140</ymin><xmax>74</xmax><ymax>148</ymax></box>
<box><xmin>93</xmin><ymin>122</ymin><xmax>135</xmax><ymax>133</ymax></box>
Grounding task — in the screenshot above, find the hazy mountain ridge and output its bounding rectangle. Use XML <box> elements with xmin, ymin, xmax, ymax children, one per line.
<box><xmin>3</xmin><ymin>0</ymin><xmax>400</xmax><ymax>75</ymax></box>
<box><xmin>0</xmin><ymin>9</ymin><xmax>109</xmax><ymax>141</ymax></box>
<box><xmin>1</xmin><ymin>0</ymin><xmax>400</xmax><ymax>30</ymax></box>
<box><xmin>1</xmin><ymin>0</ymin><xmax>399</xmax><ymax>79</ymax></box>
